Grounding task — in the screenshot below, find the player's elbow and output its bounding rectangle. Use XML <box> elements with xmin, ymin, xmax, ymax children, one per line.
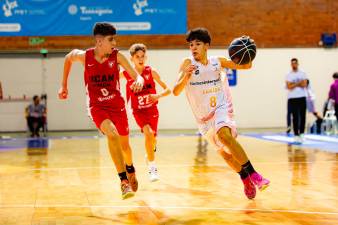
<box><xmin>167</xmin><ymin>88</ymin><xmax>172</xmax><ymax>95</ymax></box>
<box><xmin>65</xmin><ymin>49</ymin><xmax>78</xmax><ymax>61</ymax></box>
<box><xmin>172</xmin><ymin>88</ymin><xmax>180</xmax><ymax>96</ymax></box>
<box><xmin>65</xmin><ymin>52</ymin><xmax>73</xmax><ymax>62</ymax></box>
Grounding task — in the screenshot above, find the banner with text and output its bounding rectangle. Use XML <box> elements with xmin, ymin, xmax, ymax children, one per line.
<box><xmin>0</xmin><ymin>0</ymin><xmax>187</xmax><ymax>36</ymax></box>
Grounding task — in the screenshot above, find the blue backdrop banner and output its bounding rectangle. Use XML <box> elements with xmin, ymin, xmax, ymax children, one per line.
<box><xmin>225</xmin><ymin>68</ymin><xmax>237</xmax><ymax>86</ymax></box>
<box><xmin>0</xmin><ymin>0</ymin><xmax>187</xmax><ymax>36</ymax></box>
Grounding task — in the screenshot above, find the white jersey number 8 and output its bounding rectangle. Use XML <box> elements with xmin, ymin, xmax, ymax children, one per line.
<box><xmin>210</xmin><ymin>96</ymin><xmax>217</xmax><ymax>107</ymax></box>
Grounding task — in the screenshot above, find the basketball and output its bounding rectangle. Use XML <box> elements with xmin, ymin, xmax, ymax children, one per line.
<box><xmin>228</xmin><ymin>36</ymin><xmax>256</xmax><ymax>65</ymax></box>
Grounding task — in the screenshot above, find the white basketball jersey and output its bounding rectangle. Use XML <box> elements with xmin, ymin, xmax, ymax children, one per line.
<box><xmin>185</xmin><ymin>56</ymin><xmax>227</xmax><ymax>122</ymax></box>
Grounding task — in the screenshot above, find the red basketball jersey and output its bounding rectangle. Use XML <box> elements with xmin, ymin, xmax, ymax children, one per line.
<box><xmin>84</xmin><ymin>48</ymin><xmax>125</xmax><ymax>110</ymax></box>
<box><xmin>124</xmin><ymin>66</ymin><xmax>157</xmax><ymax>110</ymax></box>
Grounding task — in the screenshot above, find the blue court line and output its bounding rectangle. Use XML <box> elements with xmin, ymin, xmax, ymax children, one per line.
<box><xmin>242</xmin><ymin>133</ymin><xmax>338</xmax><ymax>153</ymax></box>
<box><xmin>0</xmin><ymin>138</ymin><xmax>49</xmax><ymax>151</ymax></box>
<box><xmin>0</xmin><ymin>133</ymin><xmax>199</xmax><ymax>151</ymax></box>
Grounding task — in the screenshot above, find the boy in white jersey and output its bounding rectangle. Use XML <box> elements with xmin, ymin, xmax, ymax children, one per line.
<box><xmin>173</xmin><ymin>28</ymin><xmax>270</xmax><ymax>199</ymax></box>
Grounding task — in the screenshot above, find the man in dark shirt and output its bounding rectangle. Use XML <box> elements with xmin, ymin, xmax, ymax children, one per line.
<box><xmin>26</xmin><ymin>95</ymin><xmax>46</xmax><ymax>137</ymax></box>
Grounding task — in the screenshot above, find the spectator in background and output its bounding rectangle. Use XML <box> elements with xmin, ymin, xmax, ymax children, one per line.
<box><xmin>286</xmin><ymin>100</ymin><xmax>292</xmax><ymax>135</ymax></box>
<box><xmin>25</xmin><ymin>95</ymin><xmax>46</xmax><ymax>137</ymax></box>
<box><xmin>305</xmin><ymin>79</ymin><xmax>323</xmax><ymax>134</ymax></box>
<box><xmin>286</xmin><ymin>58</ymin><xmax>308</xmax><ymax>143</ymax></box>
<box><xmin>328</xmin><ymin>72</ymin><xmax>338</xmax><ymax>121</ymax></box>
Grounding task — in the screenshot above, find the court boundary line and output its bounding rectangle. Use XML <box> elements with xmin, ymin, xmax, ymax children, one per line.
<box><xmin>0</xmin><ymin>204</ymin><xmax>337</xmax><ymax>215</ymax></box>
<box><xmin>1</xmin><ymin>160</ymin><xmax>337</xmax><ymax>172</ymax></box>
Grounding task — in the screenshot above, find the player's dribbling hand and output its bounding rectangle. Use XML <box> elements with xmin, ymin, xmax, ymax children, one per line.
<box><xmin>148</xmin><ymin>94</ymin><xmax>160</xmax><ymax>103</ymax></box>
<box><xmin>131</xmin><ymin>75</ymin><xmax>144</xmax><ymax>93</ymax></box>
<box><xmin>58</xmin><ymin>87</ymin><xmax>68</xmax><ymax>99</ymax></box>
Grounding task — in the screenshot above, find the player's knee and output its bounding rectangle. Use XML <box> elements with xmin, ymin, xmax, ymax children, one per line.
<box><xmin>217</xmin><ymin>127</ymin><xmax>234</xmax><ymax>146</ymax></box>
<box><xmin>143</xmin><ymin>126</ymin><xmax>154</xmax><ymax>139</ymax></box>
<box><xmin>217</xmin><ymin>149</ymin><xmax>232</xmax><ymax>160</ymax></box>
<box><xmin>120</xmin><ymin>140</ymin><xmax>131</xmax><ymax>151</ymax></box>
<box><xmin>106</xmin><ymin>129</ymin><xmax>119</xmax><ymax>141</ymax></box>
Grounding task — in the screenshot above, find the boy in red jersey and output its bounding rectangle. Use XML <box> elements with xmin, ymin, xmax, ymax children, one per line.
<box><xmin>121</xmin><ymin>43</ymin><xmax>171</xmax><ymax>182</ymax></box>
<box><xmin>58</xmin><ymin>22</ymin><xmax>144</xmax><ymax>199</ymax></box>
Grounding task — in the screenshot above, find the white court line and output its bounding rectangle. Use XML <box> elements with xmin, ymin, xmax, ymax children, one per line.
<box><xmin>0</xmin><ymin>204</ymin><xmax>337</xmax><ymax>215</ymax></box>
<box><xmin>262</xmin><ymin>135</ymin><xmax>320</xmax><ymax>145</ymax></box>
<box><xmin>304</xmin><ymin>134</ymin><xmax>338</xmax><ymax>143</ymax></box>
<box><xmin>2</xmin><ymin>161</ymin><xmax>337</xmax><ymax>172</ymax></box>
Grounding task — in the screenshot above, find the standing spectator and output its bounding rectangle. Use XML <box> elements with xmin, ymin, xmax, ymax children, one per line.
<box><xmin>286</xmin><ymin>99</ymin><xmax>292</xmax><ymax>135</ymax></box>
<box><xmin>26</xmin><ymin>95</ymin><xmax>46</xmax><ymax>137</ymax></box>
<box><xmin>328</xmin><ymin>72</ymin><xmax>338</xmax><ymax>121</ymax></box>
<box><xmin>286</xmin><ymin>58</ymin><xmax>308</xmax><ymax>143</ymax></box>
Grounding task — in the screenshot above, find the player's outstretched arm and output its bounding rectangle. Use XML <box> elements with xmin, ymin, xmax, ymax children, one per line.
<box><xmin>117</xmin><ymin>52</ymin><xmax>144</xmax><ymax>92</ymax></box>
<box><xmin>219</xmin><ymin>56</ymin><xmax>252</xmax><ymax>70</ymax></box>
<box><xmin>58</xmin><ymin>49</ymin><xmax>85</xmax><ymax>100</ymax></box>
<box><xmin>149</xmin><ymin>69</ymin><xmax>171</xmax><ymax>103</ymax></box>
<box><xmin>173</xmin><ymin>58</ymin><xmax>194</xmax><ymax>96</ymax></box>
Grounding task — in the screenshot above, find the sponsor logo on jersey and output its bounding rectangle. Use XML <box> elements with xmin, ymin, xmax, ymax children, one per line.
<box><xmin>190</xmin><ymin>78</ymin><xmax>221</xmax><ymax>86</ymax></box>
<box><xmin>132</xmin><ymin>83</ymin><xmax>153</xmax><ymax>94</ymax></box>
<box><xmin>90</xmin><ymin>74</ymin><xmax>115</xmax><ymax>83</ymax></box>
<box><xmin>203</xmin><ymin>87</ymin><xmax>221</xmax><ymax>94</ymax></box>
<box><xmin>98</xmin><ymin>94</ymin><xmax>115</xmax><ymax>102</ymax></box>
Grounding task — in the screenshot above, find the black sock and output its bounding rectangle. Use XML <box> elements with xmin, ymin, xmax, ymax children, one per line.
<box><xmin>126</xmin><ymin>164</ymin><xmax>135</xmax><ymax>173</ymax></box>
<box><xmin>238</xmin><ymin>168</ymin><xmax>249</xmax><ymax>179</ymax></box>
<box><xmin>118</xmin><ymin>172</ymin><xmax>128</xmax><ymax>181</ymax></box>
<box><xmin>242</xmin><ymin>161</ymin><xmax>256</xmax><ymax>175</ymax></box>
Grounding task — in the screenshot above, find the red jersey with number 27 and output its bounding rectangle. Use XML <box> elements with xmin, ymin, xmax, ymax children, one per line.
<box><xmin>124</xmin><ymin>66</ymin><xmax>157</xmax><ymax>110</ymax></box>
<box><xmin>84</xmin><ymin>48</ymin><xmax>125</xmax><ymax>110</ymax></box>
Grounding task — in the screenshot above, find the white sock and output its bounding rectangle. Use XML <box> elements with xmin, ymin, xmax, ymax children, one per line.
<box><xmin>148</xmin><ymin>161</ymin><xmax>156</xmax><ymax>168</ymax></box>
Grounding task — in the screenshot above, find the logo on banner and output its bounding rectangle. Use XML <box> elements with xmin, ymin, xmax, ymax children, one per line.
<box><xmin>132</xmin><ymin>0</ymin><xmax>177</xmax><ymax>16</ymax></box>
<box><xmin>68</xmin><ymin>5</ymin><xmax>78</xmax><ymax>15</ymax></box>
<box><xmin>79</xmin><ymin>6</ymin><xmax>113</xmax><ymax>16</ymax></box>
<box><xmin>2</xmin><ymin>0</ymin><xmax>18</xmax><ymax>17</ymax></box>
<box><xmin>133</xmin><ymin>0</ymin><xmax>148</xmax><ymax>16</ymax></box>
<box><xmin>67</xmin><ymin>4</ymin><xmax>113</xmax><ymax>18</ymax></box>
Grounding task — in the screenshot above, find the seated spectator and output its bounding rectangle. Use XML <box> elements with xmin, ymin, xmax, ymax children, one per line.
<box><xmin>25</xmin><ymin>95</ymin><xmax>46</xmax><ymax>137</ymax></box>
<box><xmin>305</xmin><ymin>79</ymin><xmax>323</xmax><ymax>134</ymax></box>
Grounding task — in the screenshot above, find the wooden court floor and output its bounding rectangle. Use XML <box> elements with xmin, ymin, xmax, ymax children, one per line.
<box><xmin>0</xmin><ymin>134</ymin><xmax>337</xmax><ymax>225</ymax></box>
